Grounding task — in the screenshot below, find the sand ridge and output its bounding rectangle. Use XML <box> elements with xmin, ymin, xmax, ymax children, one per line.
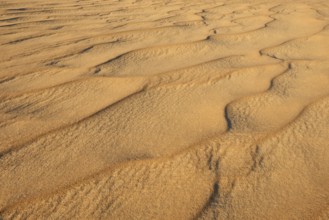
<box><xmin>0</xmin><ymin>0</ymin><xmax>329</xmax><ymax>219</ymax></box>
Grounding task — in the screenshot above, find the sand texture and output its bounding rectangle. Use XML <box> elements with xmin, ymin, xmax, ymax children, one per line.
<box><xmin>1</xmin><ymin>0</ymin><xmax>329</xmax><ymax>219</ymax></box>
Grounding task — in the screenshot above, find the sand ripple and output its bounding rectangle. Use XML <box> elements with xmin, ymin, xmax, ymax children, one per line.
<box><xmin>0</xmin><ymin>0</ymin><xmax>329</xmax><ymax>219</ymax></box>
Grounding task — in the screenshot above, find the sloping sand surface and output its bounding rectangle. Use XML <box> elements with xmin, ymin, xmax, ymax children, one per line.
<box><xmin>0</xmin><ymin>0</ymin><xmax>329</xmax><ymax>219</ymax></box>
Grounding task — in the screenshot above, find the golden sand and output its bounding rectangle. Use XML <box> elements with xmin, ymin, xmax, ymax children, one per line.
<box><xmin>0</xmin><ymin>0</ymin><xmax>329</xmax><ymax>219</ymax></box>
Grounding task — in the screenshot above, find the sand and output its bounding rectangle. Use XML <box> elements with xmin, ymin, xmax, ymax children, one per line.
<box><xmin>0</xmin><ymin>0</ymin><xmax>329</xmax><ymax>219</ymax></box>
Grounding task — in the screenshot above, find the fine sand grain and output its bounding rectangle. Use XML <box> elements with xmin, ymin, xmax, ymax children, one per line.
<box><xmin>0</xmin><ymin>0</ymin><xmax>329</xmax><ymax>219</ymax></box>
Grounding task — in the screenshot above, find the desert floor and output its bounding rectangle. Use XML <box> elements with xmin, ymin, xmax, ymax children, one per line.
<box><xmin>0</xmin><ymin>0</ymin><xmax>329</xmax><ymax>219</ymax></box>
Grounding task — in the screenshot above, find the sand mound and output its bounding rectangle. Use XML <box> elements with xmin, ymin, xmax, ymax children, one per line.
<box><xmin>0</xmin><ymin>0</ymin><xmax>329</xmax><ymax>219</ymax></box>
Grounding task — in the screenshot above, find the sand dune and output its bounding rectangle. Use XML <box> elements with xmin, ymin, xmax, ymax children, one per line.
<box><xmin>0</xmin><ymin>0</ymin><xmax>329</xmax><ymax>219</ymax></box>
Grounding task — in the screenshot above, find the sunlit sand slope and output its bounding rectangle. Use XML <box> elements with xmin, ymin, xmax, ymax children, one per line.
<box><xmin>0</xmin><ymin>0</ymin><xmax>329</xmax><ymax>219</ymax></box>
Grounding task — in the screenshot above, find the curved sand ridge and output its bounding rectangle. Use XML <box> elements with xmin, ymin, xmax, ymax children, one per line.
<box><xmin>0</xmin><ymin>0</ymin><xmax>329</xmax><ymax>219</ymax></box>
